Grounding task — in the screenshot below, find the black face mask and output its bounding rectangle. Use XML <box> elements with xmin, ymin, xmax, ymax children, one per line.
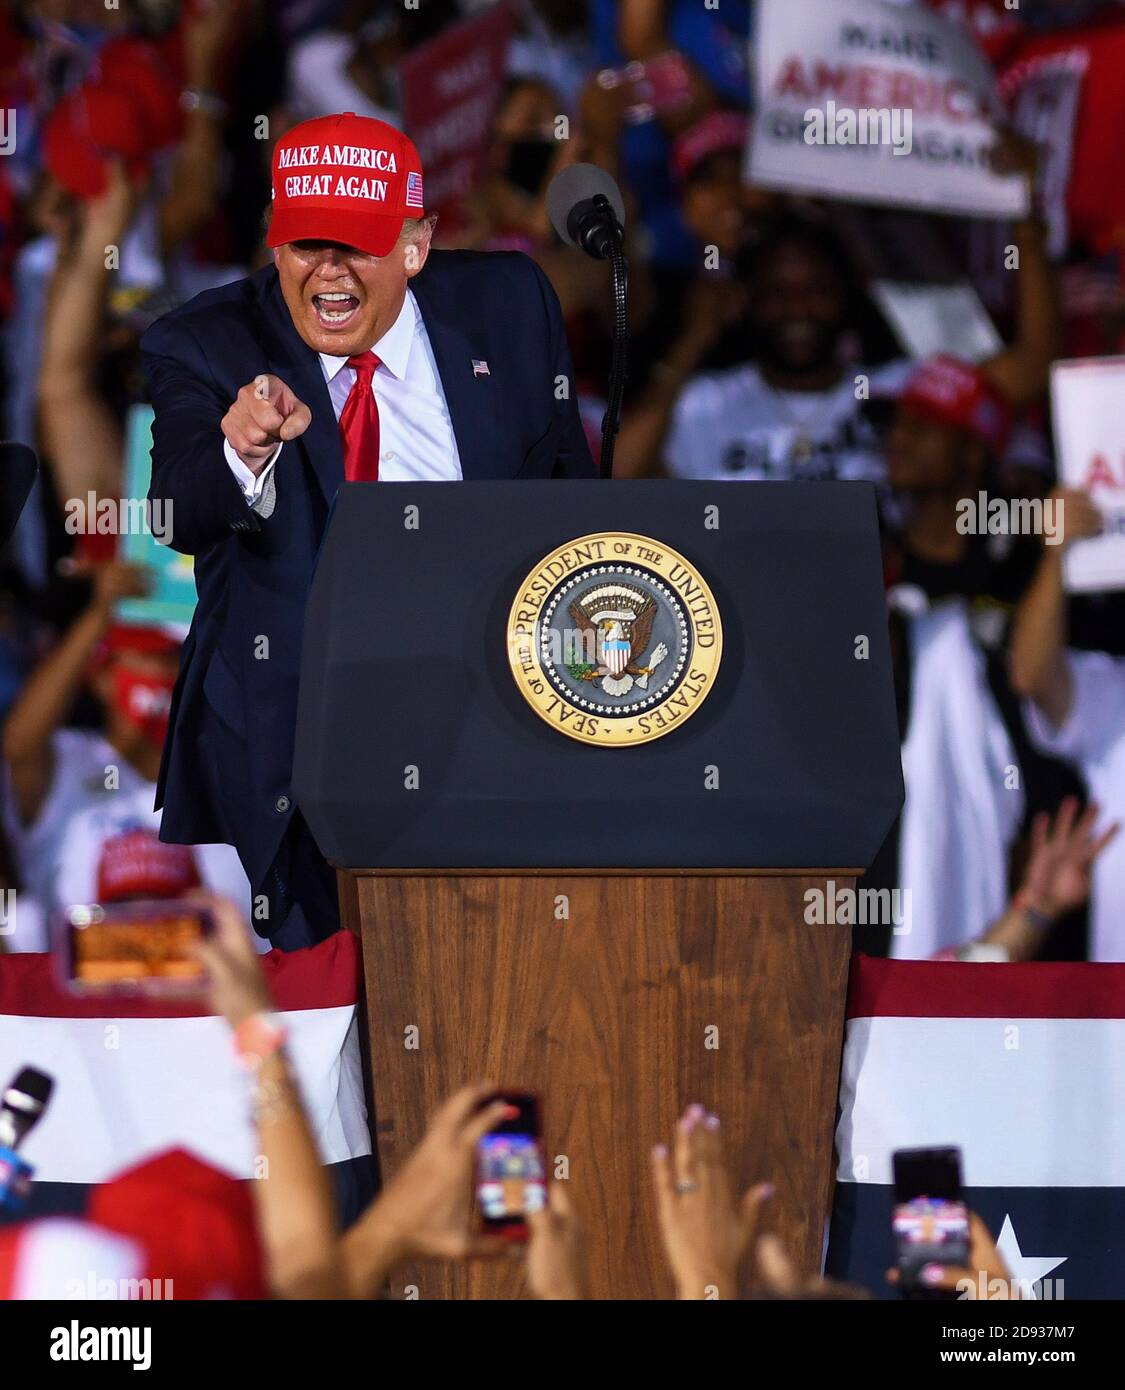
<box><xmin>503</xmin><ymin>139</ymin><xmax>556</xmax><ymax>196</ymax></box>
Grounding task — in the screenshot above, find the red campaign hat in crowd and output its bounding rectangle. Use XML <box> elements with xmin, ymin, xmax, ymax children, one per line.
<box><xmin>898</xmin><ymin>354</ymin><xmax>1014</xmax><ymax>454</ymax></box>
<box><xmin>40</xmin><ymin>37</ymin><xmax>182</xmax><ymax>200</ymax></box>
<box><xmin>671</xmin><ymin>110</ymin><xmax>748</xmax><ymax>182</ymax></box>
<box><xmin>267</xmin><ymin>112</ymin><xmax>427</xmax><ymax>258</ymax></box>
<box><xmin>96</xmin><ymin>827</ymin><xmax>201</xmax><ymax>903</ymax></box>
<box><xmin>41</xmin><ymin>83</ymin><xmax>150</xmax><ymax>198</ymax></box>
<box><xmin>88</xmin><ymin>1149</ymin><xmax>267</xmax><ymax>1300</ymax></box>
<box><xmin>96</xmin><ymin>37</ymin><xmax>185</xmax><ymax>151</ymax></box>
<box><xmin>89</xmin><ymin>622</ymin><xmax>182</xmax><ymax>672</ymax></box>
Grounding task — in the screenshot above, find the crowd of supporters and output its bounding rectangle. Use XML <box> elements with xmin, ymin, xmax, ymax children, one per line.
<box><xmin>1</xmin><ymin>0</ymin><xmax>1125</xmax><ymax>1301</ymax></box>
<box><xmin>0</xmin><ymin>891</ymin><xmax>1018</xmax><ymax>1300</ymax></box>
<box><xmin>2</xmin><ymin>0</ymin><xmax>1125</xmax><ymax>966</ymax></box>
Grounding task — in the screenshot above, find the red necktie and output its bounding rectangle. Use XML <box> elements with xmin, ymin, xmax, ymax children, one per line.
<box><xmin>338</xmin><ymin>351</ymin><xmax>381</xmax><ymax>482</ymax></box>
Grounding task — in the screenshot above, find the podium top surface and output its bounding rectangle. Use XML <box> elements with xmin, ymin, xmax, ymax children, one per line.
<box><xmin>293</xmin><ymin>479</ymin><xmax>903</xmax><ymax>870</ymax></box>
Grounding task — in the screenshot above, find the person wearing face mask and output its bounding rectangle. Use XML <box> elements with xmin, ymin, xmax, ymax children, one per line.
<box><xmin>452</xmin><ymin>77</ymin><xmax>573</xmax><ymax>255</ymax></box>
<box><xmin>0</xmin><ymin>558</ymin><xmax>249</xmax><ymax>947</ymax></box>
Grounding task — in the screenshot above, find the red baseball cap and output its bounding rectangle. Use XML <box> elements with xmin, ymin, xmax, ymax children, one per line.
<box><xmin>898</xmin><ymin>354</ymin><xmax>1013</xmax><ymax>454</ymax></box>
<box><xmin>89</xmin><ymin>623</ymin><xmax>182</xmax><ymax>673</ymax></box>
<box><xmin>267</xmin><ymin>112</ymin><xmax>427</xmax><ymax>258</ymax></box>
<box><xmin>97</xmin><ymin>37</ymin><xmax>185</xmax><ymax>150</ymax></box>
<box><xmin>89</xmin><ymin>1148</ymin><xmax>266</xmax><ymax>1300</ymax></box>
<box><xmin>41</xmin><ymin>83</ymin><xmax>150</xmax><ymax>199</ymax></box>
<box><xmin>671</xmin><ymin>110</ymin><xmax>748</xmax><ymax>183</ymax></box>
<box><xmin>96</xmin><ymin>828</ymin><xmax>201</xmax><ymax>903</ymax></box>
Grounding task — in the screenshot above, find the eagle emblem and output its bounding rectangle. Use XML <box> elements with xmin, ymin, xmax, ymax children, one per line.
<box><xmin>566</xmin><ymin>583</ymin><xmax>669</xmax><ymax>698</ymax></box>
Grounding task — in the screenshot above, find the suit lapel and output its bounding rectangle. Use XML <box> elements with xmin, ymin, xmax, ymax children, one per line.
<box><xmin>256</xmin><ymin>260</ymin><xmax>504</xmax><ymax>495</ymax></box>
<box><xmin>411</xmin><ymin>265</ymin><xmax>500</xmax><ymax>480</ymax></box>
<box><xmin>259</xmin><ymin>271</ymin><xmax>343</xmax><ymax>505</ymax></box>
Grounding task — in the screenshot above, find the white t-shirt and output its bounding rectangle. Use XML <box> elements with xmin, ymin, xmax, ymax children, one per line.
<box><xmin>224</xmin><ymin>290</ymin><xmax>462</xmax><ymax>515</ymax></box>
<box><xmin>1024</xmin><ymin>650</ymin><xmax>1125</xmax><ymax>962</ymax></box>
<box><xmin>4</xmin><ymin>728</ymin><xmax>252</xmax><ymax>952</ymax></box>
<box><xmin>286</xmin><ymin>33</ymin><xmax>401</xmax><ymax>126</ymax></box>
<box><xmin>664</xmin><ymin>360</ymin><xmax>912</xmax><ymax>482</ymax></box>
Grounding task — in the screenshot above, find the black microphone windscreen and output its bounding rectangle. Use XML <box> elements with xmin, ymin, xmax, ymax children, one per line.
<box><xmin>7</xmin><ymin>1067</ymin><xmax>53</xmax><ymax>1111</ymax></box>
<box><xmin>546</xmin><ymin>164</ymin><xmax>626</xmax><ymax>249</ymax></box>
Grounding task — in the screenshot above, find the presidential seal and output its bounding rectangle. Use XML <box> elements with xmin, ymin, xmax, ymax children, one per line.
<box><xmin>507</xmin><ymin>532</ymin><xmax>722</xmax><ymax>746</ymax></box>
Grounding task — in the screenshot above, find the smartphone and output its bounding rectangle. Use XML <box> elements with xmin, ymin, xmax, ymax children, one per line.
<box><xmin>595</xmin><ymin>51</ymin><xmax>696</xmax><ymax>125</ymax></box>
<box><xmin>474</xmin><ymin>1089</ymin><xmax>546</xmax><ymax>1243</ymax></box>
<box><xmin>892</xmin><ymin>1146</ymin><xmax>970</xmax><ymax>1299</ymax></box>
<box><xmin>58</xmin><ymin>899</ymin><xmax>214</xmax><ymax>997</ymax></box>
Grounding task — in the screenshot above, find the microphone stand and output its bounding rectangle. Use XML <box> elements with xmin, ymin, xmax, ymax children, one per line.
<box><xmin>601</xmin><ymin>218</ymin><xmax>628</xmax><ymax>480</ymax></box>
<box><xmin>561</xmin><ymin>188</ymin><xmax>629</xmax><ymax>479</ymax></box>
<box><xmin>586</xmin><ymin>194</ymin><xmax>629</xmax><ymax>480</ymax></box>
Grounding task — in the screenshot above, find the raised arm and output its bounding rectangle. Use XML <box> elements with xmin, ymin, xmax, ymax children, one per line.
<box><xmin>197</xmin><ymin>897</ymin><xmax>345</xmax><ymax>1300</ymax></box>
<box><xmin>618</xmin><ymin>0</ymin><xmax>669</xmax><ymax>58</ymax></box>
<box><xmin>37</xmin><ymin>164</ymin><xmax>138</xmax><ymax>504</ymax></box>
<box><xmin>340</xmin><ymin>1083</ymin><xmax>512</xmax><ymax>1297</ymax></box>
<box><xmin>974</xmin><ymin>797</ymin><xmax>1119</xmax><ymax>962</ymax></box>
<box><xmin>1008</xmin><ymin>486</ymin><xmax>1102</xmax><ymax>725</ymax></box>
<box><xmin>2</xmin><ymin>562</ymin><xmax>151</xmax><ymax>824</ymax></box>
<box><xmin>157</xmin><ymin>0</ymin><xmax>244</xmax><ymax>257</ymax></box>
<box><xmin>980</xmin><ymin>134</ymin><xmax>1061</xmax><ymax>412</ymax></box>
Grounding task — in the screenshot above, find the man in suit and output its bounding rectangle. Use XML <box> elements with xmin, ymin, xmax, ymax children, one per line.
<box><xmin>143</xmin><ymin>113</ymin><xmax>595</xmax><ymax>949</ymax></box>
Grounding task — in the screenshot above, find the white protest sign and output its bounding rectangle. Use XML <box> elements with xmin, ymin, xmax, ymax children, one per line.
<box><xmin>1051</xmin><ymin>357</ymin><xmax>1125</xmax><ymax>593</ymax></box>
<box><xmin>871</xmin><ymin>279</ymin><xmax>1002</xmax><ymax>362</ymax></box>
<box><xmin>747</xmin><ymin>0</ymin><xmax>1030</xmax><ymax>218</ymax></box>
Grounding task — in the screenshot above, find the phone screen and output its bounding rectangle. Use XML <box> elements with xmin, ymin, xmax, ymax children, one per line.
<box><xmin>892</xmin><ymin>1147</ymin><xmax>970</xmax><ymax>1293</ymax></box>
<box><xmin>475</xmin><ymin>1091</ymin><xmax>546</xmax><ymax>1239</ymax></box>
<box><xmin>595</xmin><ymin>51</ymin><xmax>694</xmax><ymax>125</ymax></box>
<box><xmin>61</xmin><ymin>901</ymin><xmax>213</xmax><ymax>994</ymax></box>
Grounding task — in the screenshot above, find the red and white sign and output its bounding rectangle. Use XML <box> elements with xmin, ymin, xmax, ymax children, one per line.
<box><xmin>999</xmin><ymin>14</ymin><xmax>1125</xmax><ymax>258</ymax></box>
<box><xmin>1051</xmin><ymin>356</ymin><xmax>1125</xmax><ymax>593</ymax></box>
<box><xmin>748</xmin><ymin>0</ymin><xmax>1029</xmax><ymax>218</ymax></box>
<box><xmin>400</xmin><ymin>2</ymin><xmax>515</xmax><ymax>221</ymax></box>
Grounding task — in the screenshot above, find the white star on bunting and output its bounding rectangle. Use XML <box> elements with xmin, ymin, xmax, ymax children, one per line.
<box><xmin>995</xmin><ymin>1215</ymin><xmax>1067</xmax><ymax>1299</ymax></box>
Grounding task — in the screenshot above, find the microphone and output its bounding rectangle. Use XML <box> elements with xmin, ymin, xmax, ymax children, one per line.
<box><xmin>546</xmin><ymin>166</ymin><xmax>629</xmax><ymax>478</ymax></box>
<box><xmin>0</xmin><ymin>1066</ymin><xmax>54</xmax><ymax>1213</ymax></box>
<box><xmin>0</xmin><ymin>441</ymin><xmax>39</xmax><ymax>546</ymax></box>
<box><xmin>546</xmin><ymin>164</ymin><xmax>626</xmax><ymax>260</ymax></box>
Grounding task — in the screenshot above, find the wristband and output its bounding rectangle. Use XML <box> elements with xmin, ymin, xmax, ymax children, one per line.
<box><xmin>1012</xmin><ymin>890</ymin><xmax>1056</xmax><ymax>932</ymax></box>
<box><xmin>180</xmin><ymin>87</ymin><xmax>228</xmax><ymax>118</ymax></box>
<box><xmin>233</xmin><ymin>1011</ymin><xmax>288</xmax><ymax>1068</ymax></box>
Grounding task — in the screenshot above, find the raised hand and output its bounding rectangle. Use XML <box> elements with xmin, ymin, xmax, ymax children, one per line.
<box><xmin>1049</xmin><ymin>486</ymin><xmax>1103</xmax><ymax>551</ymax></box>
<box><xmin>366</xmin><ymin>1084</ymin><xmax>517</xmax><ymax>1264</ymax></box>
<box><xmin>651</xmin><ymin>1104</ymin><xmax>773</xmax><ymax>1299</ymax></box>
<box><xmin>1018</xmin><ymin>796</ymin><xmax>1120</xmax><ymax>921</ymax></box>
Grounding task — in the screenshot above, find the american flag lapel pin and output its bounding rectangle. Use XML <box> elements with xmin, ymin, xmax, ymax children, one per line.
<box><xmin>472</xmin><ymin>359</ymin><xmax>490</xmax><ymax>378</ymax></box>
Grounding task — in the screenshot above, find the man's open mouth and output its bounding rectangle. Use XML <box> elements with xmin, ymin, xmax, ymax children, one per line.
<box><xmin>312</xmin><ymin>292</ymin><xmax>360</xmax><ymax>327</ymax></box>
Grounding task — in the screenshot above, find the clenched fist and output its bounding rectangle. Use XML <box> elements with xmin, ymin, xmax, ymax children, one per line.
<box><xmin>222</xmin><ymin>374</ymin><xmax>312</xmax><ymax>473</ymax></box>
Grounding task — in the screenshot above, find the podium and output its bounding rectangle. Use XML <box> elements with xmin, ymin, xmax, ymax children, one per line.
<box><xmin>293</xmin><ymin>479</ymin><xmax>901</xmax><ymax>1299</ymax></box>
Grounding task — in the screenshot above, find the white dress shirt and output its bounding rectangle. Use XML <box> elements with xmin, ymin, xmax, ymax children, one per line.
<box><xmin>224</xmin><ymin>288</ymin><xmax>462</xmax><ymax>513</ymax></box>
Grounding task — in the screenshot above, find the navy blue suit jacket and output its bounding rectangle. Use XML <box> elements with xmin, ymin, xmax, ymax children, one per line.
<box><xmin>142</xmin><ymin>250</ymin><xmax>595</xmax><ymax>894</ymax></box>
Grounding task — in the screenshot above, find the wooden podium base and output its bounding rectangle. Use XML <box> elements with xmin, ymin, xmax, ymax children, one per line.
<box><xmin>339</xmin><ymin>869</ymin><xmax>853</xmax><ymax>1300</ymax></box>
